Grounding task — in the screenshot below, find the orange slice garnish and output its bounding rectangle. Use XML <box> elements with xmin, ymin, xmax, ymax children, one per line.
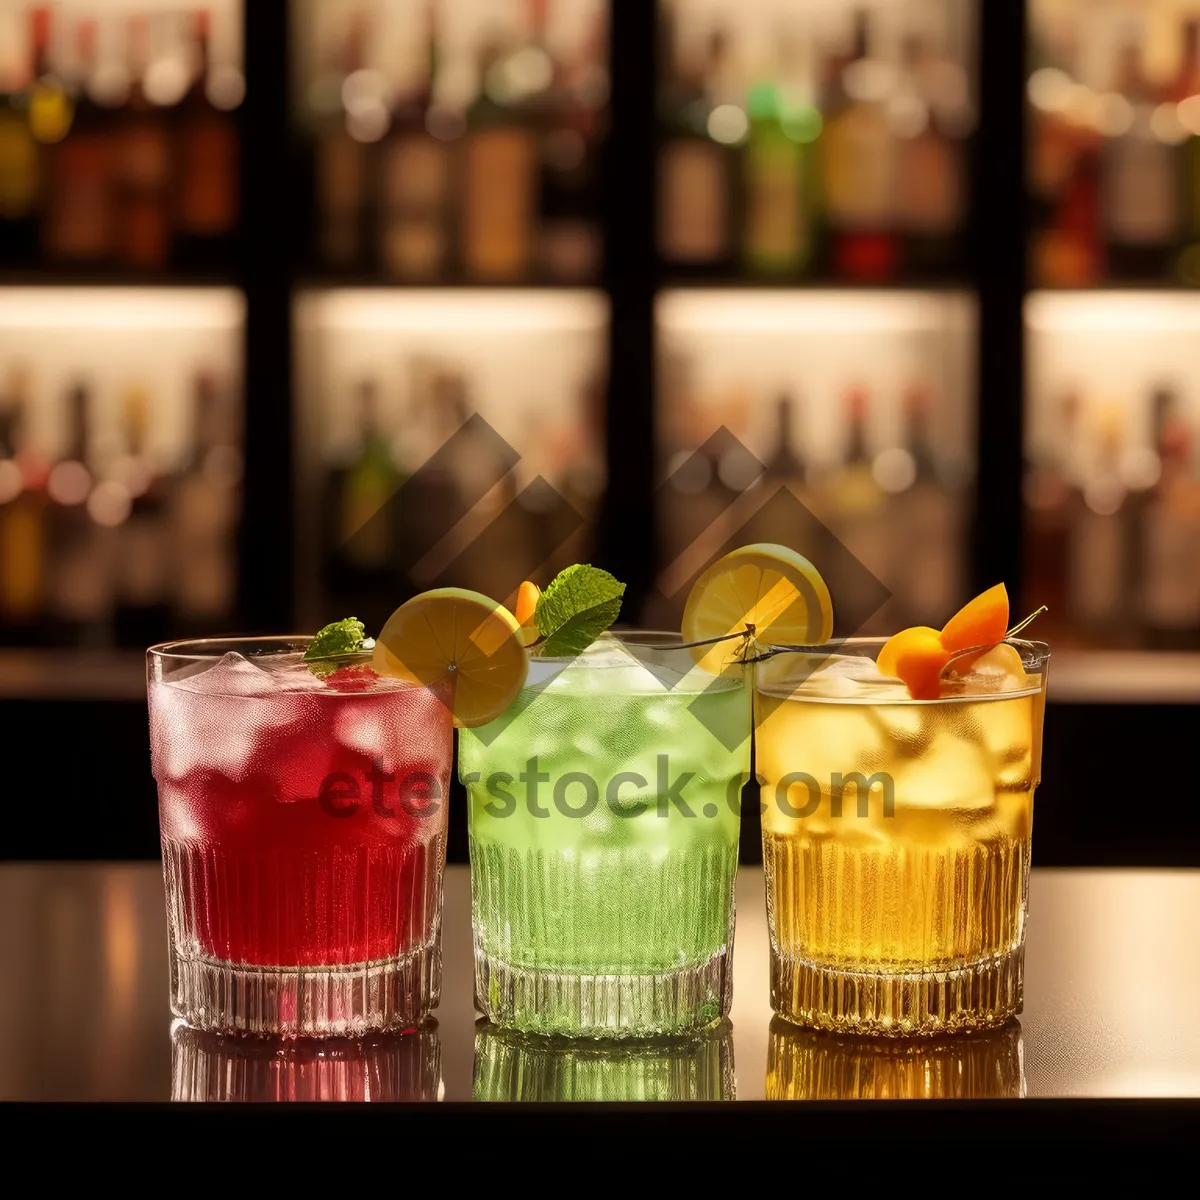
<box><xmin>941</xmin><ymin>583</ymin><xmax>1010</xmax><ymax>666</ymax></box>
<box><xmin>879</xmin><ymin>584</ymin><xmax>1014</xmax><ymax>700</ymax></box>
<box><xmin>876</xmin><ymin>626</ymin><xmax>952</xmax><ymax>701</ymax></box>
<box><xmin>513</xmin><ymin>580</ymin><xmax>541</xmax><ymax>647</ymax></box>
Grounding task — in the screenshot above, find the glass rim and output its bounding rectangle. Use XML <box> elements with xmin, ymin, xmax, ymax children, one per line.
<box><xmin>147</xmin><ymin>635</ymin><xmax>322</xmax><ymax>662</ymax></box>
<box><xmin>757</xmin><ymin>636</ymin><xmax>1050</xmax><ymax>700</ymax></box>
<box><xmin>528</xmin><ymin>629</ymin><xmax>693</xmax><ymax>664</ymax></box>
<box><xmin>760</xmin><ymin>636</ymin><xmax>1050</xmax><ymax>675</ymax></box>
<box><xmin>763</xmin><ymin>635</ymin><xmax>1050</xmax><ymax>654</ymax></box>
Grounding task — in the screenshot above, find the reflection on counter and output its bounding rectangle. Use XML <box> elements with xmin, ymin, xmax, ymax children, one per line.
<box><xmin>172</xmin><ymin>1021</ymin><xmax>443</xmax><ymax>1102</ymax></box>
<box><xmin>473</xmin><ymin>1019</ymin><xmax>736</xmax><ymax>1102</ymax></box>
<box><xmin>653</xmin><ymin>290</ymin><xmax>975</xmax><ymax>635</ymax></box>
<box><xmin>0</xmin><ymin>864</ymin><xmax>170</xmax><ymax>1101</ymax></box>
<box><xmin>766</xmin><ymin>1016</ymin><xmax>1025</xmax><ymax>1100</ymax></box>
<box><xmin>294</xmin><ymin>289</ymin><xmax>606</xmax><ymax>632</ymax></box>
<box><xmin>0</xmin><ymin>288</ymin><xmax>244</xmax><ymax>648</ymax></box>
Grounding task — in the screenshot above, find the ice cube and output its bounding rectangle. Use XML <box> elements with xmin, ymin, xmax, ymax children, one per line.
<box><xmin>526</xmin><ymin>659</ymin><xmax>570</xmax><ymax>689</ymax></box>
<box><xmin>545</xmin><ymin>638</ymin><xmax>677</xmax><ymax>697</ymax></box>
<box><xmin>950</xmin><ymin>644</ymin><xmax>1030</xmax><ymax>697</ymax></box>
<box><xmin>891</xmin><ymin>727</ymin><xmax>996</xmax><ymax>812</ymax></box>
<box><xmin>819</xmin><ymin>655</ymin><xmax>892</xmax><ymax>682</ymax></box>
<box><xmin>814</xmin><ymin>672</ymin><xmax>859</xmax><ymax>698</ymax></box>
<box><xmin>333</xmin><ymin>696</ymin><xmax>391</xmax><ymax>759</ymax></box>
<box><xmin>167</xmin><ymin>650</ymin><xmax>277</xmax><ymax>696</ymax></box>
<box><xmin>868</xmin><ymin>700</ymin><xmax>933</xmax><ymax>749</ymax></box>
<box><xmin>800</xmin><ymin>654</ymin><xmax>911</xmax><ymax>701</ymax></box>
<box><xmin>972</xmin><ymin>695</ymin><xmax>1035</xmax><ymax>790</ymax></box>
<box><xmin>150</xmin><ymin>652</ymin><xmax>310</xmax><ymax>783</ymax></box>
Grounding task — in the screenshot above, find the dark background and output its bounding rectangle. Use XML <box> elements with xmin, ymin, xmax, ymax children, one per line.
<box><xmin>1</xmin><ymin>2</ymin><xmax>1197</xmax><ymax>866</ymax></box>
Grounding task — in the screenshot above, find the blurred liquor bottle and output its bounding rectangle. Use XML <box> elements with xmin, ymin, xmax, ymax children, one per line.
<box><xmin>742</xmin><ymin>31</ymin><xmax>812</xmax><ymax>277</ymax></box>
<box><xmin>1138</xmin><ymin>391</ymin><xmax>1200</xmax><ymax>648</ymax></box>
<box><xmin>895</xmin><ymin>33</ymin><xmax>966</xmax><ymax>277</ymax></box>
<box><xmin>0</xmin><ymin>4</ymin><xmax>242</xmax><ymax>274</ymax></box>
<box><xmin>323</xmin><ymin>378</ymin><xmax>405</xmax><ymax>632</ymax></box>
<box><xmin>116</xmin><ymin>16</ymin><xmax>171</xmax><ymax>271</ymax></box>
<box><xmin>47</xmin><ymin>379</ymin><xmax>111</xmax><ymax>644</ymax></box>
<box><xmin>1171</xmin><ymin>19</ymin><xmax>1200</xmax><ymax>283</ymax></box>
<box><xmin>398</xmin><ymin>364</ymin><xmax>467</xmax><ymax>586</ymax></box>
<box><xmin>823</xmin><ymin>385</ymin><xmax>888</xmax><ymax>626</ymax></box>
<box><xmin>26</xmin><ymin>4</ymin><xmax>77</xmax><ymax>272</ymax></box>
<box><xmin>378</xmin><ymin>0</ymin><xmax>450</xmax><ymax>281</ymax></box>
<box><xmin>1066</xmin><ymin>407</ymin><xmax>1133</xmax><ymax>643</ymax></box>
<box><xmin>26</xmin><ymin>7</ymin><xmax>73</xmax><ymax>153</ymax></box>
<box><xmin>746</xmin><ymin>392</ymin><xmax>832</xmax><ymax>564</ymax></box>
<box><xmin>656</xmin><ymin>353</ymin><xmax>746</xmax><ymax>585</ymax></box>
<box><xmin>886</xmin><ymin>383</ymin><xmax>961</xmax><ymax>625</ymax></box>
<box><xmin>659</xmin><ymin>0</ymin><xmax>975</xmax><ymax>281</ymax></box>
<box><xmin>1024</xmin><ymin>388</ymin><xmax>1081</xmax><ymax>632</ymax></box>
<box><xmin>175</xmin><ymin>11</ymin><xmax>239</xmax><ymax>268</ymax></box>
<box><xmin>537</xmin><ymin>4</ymin><xmax>605</xmax><ymax>280</ymax></box>
<box><xmin>172</xmin><ymin>370</ymin><xmax>240</xmax><ymax>628</ymax></box>
<box><xmin>112</xmin><ymin>384</ymin><xmax>170</xmax><ymax>646</ymax></box>
<box><xmin>0</xmin><ymin>370</ymin><xmax>46</xmax><ymax>639</ymax></box>
<box><xmin>1028</xmin><ymin>5</ymin><xmax>1200</xmax><ymax>286</ymax></box>
<box><xmin>43</xmin><ymin>18</ymin><xmax>112</xmax><ymax>264</ymax></box>
<box><xmin>0</xmin><ymin>7</ymin><xmax>39</xmax><ymax>267</ymax></box>
<box><xmin>306</xmin><ymin>0</ymin><xmax>605</xmax><ymax>282</ymax></box>
<box><xmin>1028</xmin><ymin>17</ymin><xmax>1105</xmax><ymax>288</ymax></box>
<box><xmin>460</xmin><ymin>19</ymin><xmax>539</xmax><ymax>281</ymax></box>
<box><xmin>315</xmin><ymin>13</ymin><xmax>371</xmax><ymax>271</ymax></box>
<box><xmin>1102</xmin><ymin>35</ymin><xmax>1178</xmax><ymax>281</ymax></box>
<box><xmin>820</xmin><ymin>12</ymin><xmax>899</xmax><ymax>282</ymax></box>
<box><xmin>658</xmin><ymin>21</ymin><xmax>736</xmax><ymax>270</ymax></box>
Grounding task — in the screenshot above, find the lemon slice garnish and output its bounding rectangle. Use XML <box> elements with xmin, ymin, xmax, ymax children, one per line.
<box><xmin>373</xmin><ymin>588</ymin><xmax>528</xmax><ymax>728</ymax></box>
<box><xmin>682</xmin><ymin>543</ymin><xmax>834</xmax><ymax>672</ymax></box>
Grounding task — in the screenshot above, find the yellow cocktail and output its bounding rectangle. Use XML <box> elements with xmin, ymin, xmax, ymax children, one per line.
<box><xmin>756</xmin><ymin>635</ymin><xmax>1049</xmax><ymax>1036</ymax></box>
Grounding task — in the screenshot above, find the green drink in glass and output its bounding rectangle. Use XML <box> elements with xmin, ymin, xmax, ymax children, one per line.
<box><xmin>459</xmin><ymin>632</ymin><xmax>750</xmax><ymax>1037</ymax></box>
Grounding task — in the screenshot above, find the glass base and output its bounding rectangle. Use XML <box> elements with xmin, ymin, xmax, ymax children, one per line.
<box><xmin>169</xmin><ymin>941</ymin><xmax>441</xmax><ymax>1037</ymax></box>
<box><xmin>474</xmin><ymin>946</ymin><xmax>732</xmax><ymax>1038</ymax></box>
<box><xmin>770</xmin><ymin>944</ymin><xmax>1024</xmax><ymax>1037</ymax></box>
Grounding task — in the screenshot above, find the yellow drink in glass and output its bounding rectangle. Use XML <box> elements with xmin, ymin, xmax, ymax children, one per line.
<box><xmin>756</xmin><ymin>638</ymin><xmax>1049</xmax><ymax>1036</ymax></box>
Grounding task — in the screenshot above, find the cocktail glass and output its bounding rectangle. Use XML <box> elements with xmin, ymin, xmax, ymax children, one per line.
<box><xmin>459</xmin><ymin>632</ymin><xmax>751</xmax><ymax>1037</ymax></box>
<box><xmin>756</xmin><ymin>637</ymin><xmax>1049</xmax><ymax>1035</ymax></box>
<box><xmin>148</xmin><ymin>637</ymin><xmax>453</xmax><ymax>1036</ymax></box>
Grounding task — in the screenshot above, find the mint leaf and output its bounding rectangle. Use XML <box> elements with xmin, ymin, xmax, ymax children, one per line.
<box><xmin>534</xmin><ymin>565</ymin><xmax>625</xmax><ymax>657</ymax></box>
<box><xmin>305</xmin><ymin>618</ymin><xmax>370</xmax><ymax>678</ymax></box>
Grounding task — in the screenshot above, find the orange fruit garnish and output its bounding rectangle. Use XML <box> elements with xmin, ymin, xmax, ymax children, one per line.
<box><xmin>513</xmin><ymin>580</ymin><xmax>541</xmax><ymax>647</ymax></box>
<box><xmin>941</xmin><ymin>583</ymin><xmax>1009</xmax><ymax>658</ymax></box>
<box><xmin>878</xmin><ymin>584</ymin><xmax>1013</xmax><ymax>700</ymax></box>
<box><xmin>876</xmin><ymin>626</ymin><xmax>952</xmax><ymax>701</ymax></box>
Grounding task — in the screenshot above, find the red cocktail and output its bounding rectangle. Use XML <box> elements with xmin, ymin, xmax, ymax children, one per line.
<box><xmin>149</xmin><ymin>638</ymin><xmax>452</xmax><ymax>1036</ymax></box>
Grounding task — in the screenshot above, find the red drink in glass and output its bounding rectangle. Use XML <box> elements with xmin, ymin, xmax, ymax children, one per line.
<box><xmin>149</xmin><ymin>638</ymin><xmax>452</xmax><ymax>1036</ymax></box>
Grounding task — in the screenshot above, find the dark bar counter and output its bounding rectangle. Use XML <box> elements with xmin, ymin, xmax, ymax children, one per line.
<box><xmin>3</xmin><ymin>864</ymin><xmax>1198</xmax><ymax>1153</ymax></box>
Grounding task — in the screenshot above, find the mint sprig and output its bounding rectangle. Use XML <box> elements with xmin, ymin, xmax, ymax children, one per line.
<box><xmin>305</xmin><ymin>617</ymin><xmax>373</xmax><ymax>679</ymax></box>
<box><xmin>534</xmin><ymin>565</ymin><xmax>625</xmax><ymax>657</ymax></box>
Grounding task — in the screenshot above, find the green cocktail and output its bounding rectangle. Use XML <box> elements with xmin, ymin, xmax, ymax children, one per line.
<box><xmin>459</xmin><ymin>632</ymin><xmax>750</xmax><ymax>1037</ymax></box>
